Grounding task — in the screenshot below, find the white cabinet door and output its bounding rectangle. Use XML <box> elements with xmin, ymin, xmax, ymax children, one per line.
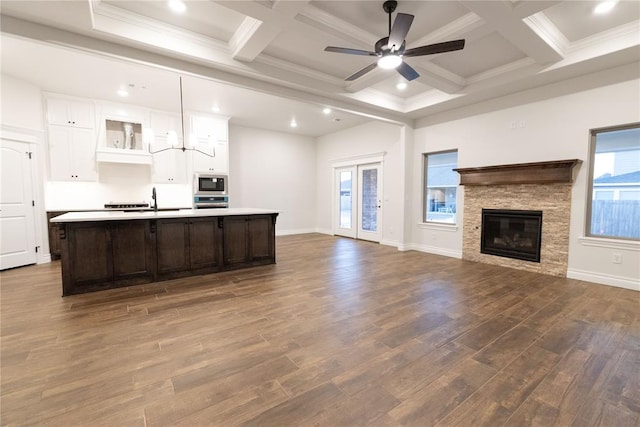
<box><xmin>68</xmin><ymin>101</ymin><xmax>94</xmax><ymax>128</ymax></box>
<box><xmin>0</xmin><ymin>138</ymin><xmax>37</xmax><ymax>270</ymax></box>
<box><xmin>191</xmin><ymin>140</ymin><xmax>228</xmax><ymax>173</ymax></box>
<box><xmin>48</xmin><ymin>126</ymin><xmax>73</xmax><ymax>181</ymax></box>
<box><xmin>150</xmin><ymin>111</ymin><xmax>181</xmax><ymax>139</ymax></box>
<box><xmin>48</xmin><ymin>126</ymin><xmax>97</xmax><ymax>181</ymax></box>
<box><xmin>151</xmin><ymin>140</ymin><xmax>186</xmax><ymax>184</ymax></box>
<box><xmin>190</xmin><ymin>115</ymin><xmax>228</xmax><ymax>141</ymax></box>
<box><xmin>47</xmin><ymin>98</ymin><xmax>94</xmax><ymax>128</ymax></box>
<box><xmin>72</xmin><ymin>127</ymin><xmax>98</xmax><ymax>181</ymax></box>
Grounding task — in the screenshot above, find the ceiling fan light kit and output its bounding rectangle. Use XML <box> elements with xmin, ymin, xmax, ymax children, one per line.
<box><xmin>324</xmin><ymin>0</ymin><xmax>466</xmax><ymax>82</ymax></box>
<box><xmin>378</xmin><ymin>54</ymin><xmax>402</xmax><ymax>69</ymax></box>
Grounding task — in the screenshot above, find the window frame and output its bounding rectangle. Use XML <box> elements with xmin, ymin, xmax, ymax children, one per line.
<box><xmin>586</xmin><ymin>122</ymin><xmax>640</xmax><ymax>241</ymax></box>
<box><xmin>423</xmin><ymin>149</ymin><xmax>459</xmax><ymax>225</ymax></box>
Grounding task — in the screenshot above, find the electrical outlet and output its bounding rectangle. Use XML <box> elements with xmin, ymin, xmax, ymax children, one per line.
<box><xmin>612</xmin><ymin>253</ymin><xmax>622</xmax><ymax>264</ymax></box>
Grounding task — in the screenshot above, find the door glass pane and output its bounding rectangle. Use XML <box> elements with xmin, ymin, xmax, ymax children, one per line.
<box><xmin>339</xmin><ymin>171</ymin><xmax>352</xmax><ymax>228</ymax></box>
<box><xmin>361</xmin><ymin>169</ymin><xmax>377</xmax><ymax>232</ymax></box>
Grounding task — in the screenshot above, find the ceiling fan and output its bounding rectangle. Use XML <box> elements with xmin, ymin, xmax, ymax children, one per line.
<box><xmin>324</xmin><ymin>0</ymin><xmax>465</xmax><ymax>82</ymax></box>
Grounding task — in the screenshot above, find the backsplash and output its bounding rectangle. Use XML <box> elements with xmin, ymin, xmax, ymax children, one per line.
<box><xmin>45</xmin><ymin>163</ymin><xmax>192</xmax><ymax>210</ymax></box>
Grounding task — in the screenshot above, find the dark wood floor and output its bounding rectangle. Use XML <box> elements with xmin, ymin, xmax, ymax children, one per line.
<box><xmin>1</xmin><ymin>234</ymin><xmax>638</xmax><ymax>426</ymax></box>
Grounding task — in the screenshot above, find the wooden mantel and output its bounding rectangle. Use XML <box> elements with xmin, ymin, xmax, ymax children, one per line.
<box><xmin>454</xmin><ymin>159</ymin><xmax>581</xmax><ymax>186</ymax></box>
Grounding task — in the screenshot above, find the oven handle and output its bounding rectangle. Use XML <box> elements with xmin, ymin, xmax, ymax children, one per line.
<box><xmin>194</xmin><ymin>203</ymin><xmax>229</xmax><ymax>209</ymax></box>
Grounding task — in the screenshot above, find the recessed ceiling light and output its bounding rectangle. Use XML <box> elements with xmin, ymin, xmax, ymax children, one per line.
<box><xmin>212</xmin><ymin>104</ymin><xmax>220</xmax><ymax>113</ymax></box>
<box><xmin>322</xmin><ymin>107</ymin><xmax>332</xmax><ymax>115</ymax></box>
<box><xmin>168</xmin><ymin>0</ymin><xmax>186</xmax><ymax>13</ymax></box>
<box><xmin>290</xmin><ymin>119</ymin><xmax>298</xmax><ymax>128</ymax></box>
<box><xmin>594</xmin><ymin>1</ymin><xmax>617</xmax><ymax>14</ymax></box>
<box><xmin>117</xmin><ymin>89</ymin><xmax>129</xmax><ymax>97</ymax></box>
<box><xmin>396</xmin><ymin>82</ymin><xmax>407</xmax><ymax>90</ymax></box>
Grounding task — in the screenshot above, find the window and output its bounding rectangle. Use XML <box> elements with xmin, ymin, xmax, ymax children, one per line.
<box><xmin>424</xmin><ymin>150</ymin><xmax>458</xmax><ymax>224</ymax></box>
<box><xmin>587</xmin><ymin>123</ymin><xmax>640</xmax><ymax>240</ymax></box>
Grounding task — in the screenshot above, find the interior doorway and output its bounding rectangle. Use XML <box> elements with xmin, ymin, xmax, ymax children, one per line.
<box><xmin>334</xmin><ymin>163</ymin><xmax>382</xmax><ymax>242</ymax></box>
<box><xmin>0</xmin><ymin>137</ymin><xmax>37</xmax><ymax>270</ymax></box>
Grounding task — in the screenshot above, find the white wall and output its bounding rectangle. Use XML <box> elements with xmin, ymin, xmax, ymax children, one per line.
<box><xmin>229</xmin><ymin>125</ymin><xmax>316</xmax><ymax>235</ymax></box>
<box><xmin>316</xmin><ymin>121</ymin><xmax>405</xmax><ymax>246</ymax></box>
<box><xmin>412</xmin><ymin>67</ymin><xmax>640</xmax><ymax>290</ymax></box>
<box><xmin>1</xmin><ymin>73</ymin><xmax>44</xmax><ymax>132</ymax></box>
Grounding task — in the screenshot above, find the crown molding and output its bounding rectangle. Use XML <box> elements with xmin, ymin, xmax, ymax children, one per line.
<box><xmin>90</xmin><ymin>1</ymin><xmax>230</xmax><ymax>56</ymax></box>
<box><xmin>466</xmin><ymin>57</ymin><xmax>537</xmax><ymax>85</ymax></box>
<box><xmin>411</xmin><ymin>12</ymin><xmax>485</xmax><ymax>47</ymax></box>
<box><xmin>568</xmin><ymin>19</ymin><xmax>640</xmax><ymax>54</ymax></box>
<box><xmin>253</xmin><ymin>54</ymin><xmax>343</xmax><ymax>86</ymax></box>
<box><xmin>296</xmin><ymin>4</ymin><xmax>378</xmax><ymax>48</ymax></box>
<box><xmin>523</xmin><ymin>12</ymin><xmax>569</xmax><ymax>56</ymax></box>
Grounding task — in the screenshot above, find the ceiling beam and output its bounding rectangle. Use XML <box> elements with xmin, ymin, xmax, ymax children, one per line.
<box><xmin>461</xmin><ymin>1</ymin><xmax>563</xmax><ymax>64</ymax></box>
<box><xmin>344</xmin><ymin>67</ymin><xmax>389</xmax><ymax>93</ymax></box>
<box><xmin>226</xmin><ymin>0</ymin><xmax>310</xmax><ymax>62</ymax></box>
<box><xmin>412</xmin><ymin>62</ymin><xmax>466</xmax><ymax>94</ymax></box>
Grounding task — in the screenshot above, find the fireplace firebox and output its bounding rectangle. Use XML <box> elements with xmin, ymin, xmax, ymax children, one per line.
<box><xmin>481</xmin><ymin>209</ymin><xmax>543</xmax><ymax>262</ymax></box>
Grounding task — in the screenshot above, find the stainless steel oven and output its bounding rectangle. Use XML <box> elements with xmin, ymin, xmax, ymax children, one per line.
<box><xmin>194</xmin><ymin>195</ymin><xmax>229</xmax><ymax>209</ymax></box>
<box><xmin>194</xmin><ymin>173</ymin><xmax>228</xmax><ymax>196</ymax></box>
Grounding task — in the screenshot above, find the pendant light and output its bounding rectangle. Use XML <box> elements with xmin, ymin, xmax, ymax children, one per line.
<box><xmin>148</xmin><ymin>76</ymin><xmax>215</xmax><ymax>158</ymax></box>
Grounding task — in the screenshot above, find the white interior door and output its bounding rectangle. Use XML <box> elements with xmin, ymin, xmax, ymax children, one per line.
<box><xmin>334</xmin><ymin>166</ymin><xmax>356</xmax><ymax>238</ymax></box>
<box><xmin>356</xmin><ymin>163</ymin><xmax>382</xmax><ymax>242</ymax></box>
<box><xmin>334</xmin><ymin>163</ymin><xmax>382</xmax><ymax>242</ymax></box>
<box><xmin>0</xmin><ymin>138</ymin><xmax>37</xmax><ymax>270</ymax></box>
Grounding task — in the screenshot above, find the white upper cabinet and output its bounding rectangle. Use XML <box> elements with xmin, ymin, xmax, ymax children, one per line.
<box><xmin>190</xmin><ymin>114</ymin><xmax>228</xmax><ymax>142</ymax></box>
<box><xmin>149</xmin><ymin>111</ymin><xmax>186</xmax><ymax>184</ymax></box>
<box><xmin>150</xmin><ymin>111</ymin><xmax>181</xmax><ymax>141</ymax></box>
<box><xmin>191</xmin><ymin>140</ymin><xmax>228</xmax><ymax>173</ymax></box>
<box><xmin>48</xmin><ymin>126</ymin><xmax>97</xmax><ymax>181</ymax></box>
<box><xmin>151</xmin><ymin>143</ymin><xmax>187</xmax><ymax>184</ymax></box>
<box><xmin>189</xmin><ymin>113</ymin><xmax>229</xmax><ymax>173</ymax></box>
<box><xmin>46</xmin><ymin>98</ymin><xmax>95</xmax><ymax>128</ymax></box>
<box><xmin>46</xmin><ymin>96</ymin><xmax>97</xmax><ymax>181</ymax></box>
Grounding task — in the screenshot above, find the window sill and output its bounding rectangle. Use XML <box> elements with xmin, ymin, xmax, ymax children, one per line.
<box><xmin>578</xmin><ymin>236</ymin><xmax>640</xmax><ymax>251</ymax></box>
<box><xmin>418</xmin><ymin>222</ymin><xmax>459</xmax><ymax>232</ymax></box>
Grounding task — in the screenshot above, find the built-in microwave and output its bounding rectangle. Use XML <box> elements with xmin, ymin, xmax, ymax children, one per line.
<box><xmin>194</xmin><ymin>173</ymin><xmax>228</xmax><ymax>196</ymax></box>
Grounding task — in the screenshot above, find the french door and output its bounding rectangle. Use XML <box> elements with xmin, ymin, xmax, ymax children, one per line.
<box><xmin>334</xmin><ymin>163</ymin><xmax>382</xmax><ymax>242</ymax></box>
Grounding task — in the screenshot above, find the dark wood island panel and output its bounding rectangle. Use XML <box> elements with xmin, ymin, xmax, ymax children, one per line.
<box><xmin>57</xmin><ymin>213</ymin><xmax>278</xmax><ymax>296</ymax></box>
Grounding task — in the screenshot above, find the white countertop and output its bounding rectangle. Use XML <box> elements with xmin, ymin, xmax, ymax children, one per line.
<box><xmin>50</xmin><ymin>208</ymin><xmax>279</xmax><ymax>223</ymax></box>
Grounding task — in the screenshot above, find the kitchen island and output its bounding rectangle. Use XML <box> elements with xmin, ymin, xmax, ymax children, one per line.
<box><xmin>51</xmin><ymin>208</ymin><xmax>278</xmax><ymax>296</ymax></box>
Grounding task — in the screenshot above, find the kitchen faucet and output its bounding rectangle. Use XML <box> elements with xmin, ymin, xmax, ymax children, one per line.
<box><xmin>151</xmin><ymin>187</ymin><xmax>157</xmax><ymax>212</ymax></box>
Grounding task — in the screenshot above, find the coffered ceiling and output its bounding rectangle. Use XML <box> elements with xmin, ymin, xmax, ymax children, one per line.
<box><xmin>1</xmin><ymin>0</ymin><xmax>639</xmax><ymax>133</ymax></box>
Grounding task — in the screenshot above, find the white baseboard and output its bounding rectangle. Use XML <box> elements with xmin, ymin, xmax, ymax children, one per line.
<box><xmin>404</xmin><ymin>243</ymin><xmax>463</xmax><ymax>259</ymax></box>
<box><xmin>37</xmin><ymin>253</ymin><xmax>52</xmax><ymax>264</ymax></box>
<box><xmin>567</xmin><ymin>268</ymin><xmax>640</xmax><ymax>291</ymax></box>
<box><xmin>276</xmin><ymin>228</ymin><xmax>318</xmax><ymax>236</ymax></box>
<box><xmin>397</xmin><ymin>243</ymin><xmax>412</xmax><ymax>251</ymax></box>
<box><xmin>314</xmin><ymin>228</ymin><xmax>334</xmax><ymax>236</ymax></box>
<box><xmin>380</xmin><ymin>239</ymin><xmax>400</xmax><ymax>248</ymax></box>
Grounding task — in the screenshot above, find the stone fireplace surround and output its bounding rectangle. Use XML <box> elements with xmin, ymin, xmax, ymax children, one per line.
<box><xmin>455</xmin><ymin>160</ymin><xmax>580</xmax><ymax>277</ymax></box>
